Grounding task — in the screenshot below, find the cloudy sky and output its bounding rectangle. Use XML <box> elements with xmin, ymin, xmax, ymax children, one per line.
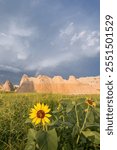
<box><xmin>0</xmin><ymin>0</ymin><xmax>100</xmax><ymax>83</ymax></box>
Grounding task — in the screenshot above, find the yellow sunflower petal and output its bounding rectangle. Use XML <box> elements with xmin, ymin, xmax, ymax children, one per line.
<box><xmin>35</xmin><ymin>118</ymin><xmax>41</xmax><ymax>125</ymax></box>
<box><xmin>44</xmin><ymin>117</ymin><xmax>50</xmax><ymax>123</ymax></box>
<box><xmin>43</xmin><ymin>105</ymin><xmax>49</xmax><ymax>112</ymax></box>
<box><xmin>45</xmin><ymin>108</ymin><xmax>50</xmax><ymax>113</ymax></box>
<box><xmin>30</xmin><ymin>108</ymin><xmax>37</xmax><ymax>113</ymax></box>
<box><xmin>45</xmin><ymin>114</ymin><xmax>51</xmax><ymax>117</ymax></box>
<box><xmin>36</xmin><ymin>103</ymin><xmax>41</xmax><ymax>110</ymax></box>
<box><xmin>34</xmin><ymin>105</ymin><xmax>39</xmax><ymax>111</ymax></box>
<box><xmin>41</xmin><ymin>103</ymin><xmax>44</xmax><ymax>110</ymax></box>
<box><xmin>43</xmin><ymin>104</ymin><xmax>48</xmax><ymax>110</ymax></box>
<box><xmin>32</xmin><ymin>117</ymin><xmax>37</xmax><ymax>123</ymax></box>
<box><xmin>29</xmin><ymin>112</ymin><xmax>37</xmax><ymax>119</ymax></box>
<box><xmin>92</xmin><ymin>102</ymin><xmax>96</xmax><ymax>107</ymax></box>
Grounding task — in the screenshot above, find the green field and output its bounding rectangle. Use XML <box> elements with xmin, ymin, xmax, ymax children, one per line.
<box><xmin>0</xmin><ymin>93</ymin><xmax>100</xmax><ymax>150</ymax></box>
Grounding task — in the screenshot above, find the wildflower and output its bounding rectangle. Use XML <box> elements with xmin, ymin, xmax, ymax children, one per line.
<box><xmin>57</xmin><ymin>103</ymin><xmax>62</xmax><ymax>110</ymax></box>
<box><xmin>29</xmin><ymin>103</ymin><xmax>51</xmax><ymax>125</ymax></box>
<box><xmin>85</xmin><ymin>99</ymin><xmax>96</xmax><ymax>107</ymax></box>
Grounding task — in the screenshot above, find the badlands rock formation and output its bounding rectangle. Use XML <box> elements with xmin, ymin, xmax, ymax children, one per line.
<box><xmin>16</xmin><ymin>75</ymin><xmax>100</xmax><ymax>94</ymax></box>
<box><xmin>2</xmin><ymin>80</ymin><xmax>14</xmax><ymax>92</ymax></box>
<box><xmin>0</xmin><ymin>84</ymin><xmax>3</xmax><ymax>90</ymax></box>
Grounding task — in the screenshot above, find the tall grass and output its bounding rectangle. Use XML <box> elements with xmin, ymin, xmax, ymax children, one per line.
<box><xmin>0</xmin><ymin>93</ymin><xmax>100</xmax><ymax>150</ymax></box>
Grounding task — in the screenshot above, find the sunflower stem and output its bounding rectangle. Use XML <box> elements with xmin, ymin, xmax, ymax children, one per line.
<box><xmin>76</xmin><ymin>105</ymin><xmax>89</xmax><ymax>144</ymax></box>
<box><xmin>45</xmin><ymin>125</ymin><xmax>48</xmax><ymax>131</ymax></box>
<box><xmin>42</xmin><ymin>125</ymin><xmax>45</xmax><ymax>131</ymax></box>
<box><xmin>75</xmin><ymin>104</ymin><xmax>80</xmax><ymax>128</ymax></box>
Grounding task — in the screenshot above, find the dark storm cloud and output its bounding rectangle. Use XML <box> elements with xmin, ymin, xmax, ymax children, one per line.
<box><xmin>0</xmin><ymin>0</ymin><xmax>100</xmax><ymax>80</ymax></box>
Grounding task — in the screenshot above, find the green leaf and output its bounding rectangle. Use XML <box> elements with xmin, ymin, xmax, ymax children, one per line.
<box><xmin>72</xmin><ymin>124</ymin><xmax>79</xmax><ymax>138</ymax></box>
<box><xmin>25</xmin><ymin>142</ymin><xmax>35</xmax><ymax>150</ymax></box>
<box><xmin>36</xmin><ymin>130</ymin><xmax>47</xmax><ymax>149</ymax></box>
<box><xmin>25</xmin><ymin>129</ymin><xmax>37</xmax><ymax>150</ymax></box>
<box><xmin>85</xmin><ymin>123</ymin><xmax>100</xmax><ymax>131</ymax></box>
<box><xmin>47</xmin><ymin>129</ymin><xmax>58</xmax><ymax>150</ymax></box>
<box><xmin>60</xmin><ymin>121</ymin><xmax>73</xmax><ymax>127</ymax></box>
<box><xmin>87</xmin><ymin>111</ymin><xmax>94</xmax><ymax>123</ymax></box>
<box><xmin>49</xmin><ymin>120</ymin><xmax>60</xmax><ymax>127</ymax></box>
<box><xmin>36</xmin><ymin>129</ymin><xmax>58</xmax><ymax>150</ymax></box>
<box><xmin>52</xmin><ymin>110</ymin><xmax>59</xmax><ymax>114</ymax></box>
<box><xmin>62</xmin><ymin>143</ymin><xmax>73</xmax><ymax>150</ymax></box>
<box><xmin>93</xmin><ymin>131</ymin><xmax>100</xmax><ymax>144</ymax></box>
<box><xmin>94</xmin><ymin>107</ymin><xmax>100</xmax><ymax>113</ymax></box>
<box><xmin>66</xmin><ymin>103</ymin><xmax>74</xmax><ymax>113</ymax></box>
<box><xmin>27</xmin><ymin>128</ymin><xmax>36</xmax><ymax>140</ymax></box>
<box><xmin>82</xmin><ymin>130</ymin><xmax>100</xmax><ymax>144</ymax></box>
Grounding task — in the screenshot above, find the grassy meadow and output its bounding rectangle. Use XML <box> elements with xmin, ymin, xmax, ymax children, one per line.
<box><xmin>0</xmin><ymin>93</ymin><xmax>100</xmax><ymax>150</ymax></box>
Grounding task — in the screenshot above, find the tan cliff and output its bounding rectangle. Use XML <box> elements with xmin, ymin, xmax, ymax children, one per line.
<box><xmin>16</xmin><ymin>75</ymin><xmax>100</xmax><ymax>94</ymax></box>
<box><xmin>0</xmin><ymin>80</ymin><xmax>14</xmax><ymax>92</ymax></box>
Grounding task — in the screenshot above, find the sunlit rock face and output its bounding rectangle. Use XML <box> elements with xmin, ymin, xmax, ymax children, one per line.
<box><xmin>3</xmin><ymin>80</ymin><xmax>14</xmax><ymax>92</ymax></box>
<box><xmin>16</xmin><ymin>75</ymin><xmax>100</xmax><ymax>95</ymax></box>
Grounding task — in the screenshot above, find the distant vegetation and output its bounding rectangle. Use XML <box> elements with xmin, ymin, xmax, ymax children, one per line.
<box><xmin>0</xmin><ymin>93</ymin><xmax>100</xmax><ymax>150</ymax></box>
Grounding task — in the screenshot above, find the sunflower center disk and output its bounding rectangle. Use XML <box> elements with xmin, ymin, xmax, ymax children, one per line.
<box><xmin>37</xmin><ymin>110</ymin><xmax>45</xmax><ymax>118</ymax></box>
<box><xmin>87</xmin><ymin>100</ymin><xmax>93</xmax><ymax>105</ymax></box>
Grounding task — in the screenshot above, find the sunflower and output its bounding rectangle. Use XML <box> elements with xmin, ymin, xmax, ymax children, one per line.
<box><xmin>29</xmin><ymin>103</ymin><xmax>52</xmax><ymax>125</ymax></box>
<box><xmin>85</xmin><ymin>99</ymin><xmax>96</xmax><ymax>107</ymax></box>
<box><xmin>57</xmin><ymin>103</ymin><xmax>62</xmax><ymax>110</ymax></box>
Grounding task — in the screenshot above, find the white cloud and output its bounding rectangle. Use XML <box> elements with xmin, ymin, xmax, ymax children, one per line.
<box><xmin>0</xmin><ymin>65</ymin><xmax>21</xmax><ymax>73</ymax></box>
<box><xmin>17</xmin><ymin>51</ymin><xmax>28</xmax><ymax>60</ymax></box>
<box><xmin>40</xmin><ymin>52</ymin><xmax>72</xmax><ymax>68</ymax></box>
<box><xmin>0</xmin><ymin>21</ymin><xmax>36</xmax><ymax>64</ymax></box>
<box><xmin>0</xmin><ymin>32</ymin><xmax>29</xmax><ymax>60</ymax></box>
<box><xmin>70</xmin><ymin>31</ymin><xmax>86</xmax><ymax>45</ymax></box>
<box><xmin>0</xmin><ymin>20</ymin><xmax>99</xmax><ymax>74</ymax></box>
<box><xmin>86</xmin><ymin>31</ymin><xmax>99</xmax><ymax>46</ymax></box>
<box><xmin>50</xmin><ymin>22</ymin><xmax>99</xmax><ymax>62</ymax></box>
<box><xmin>59</xmin><ymin>22</ymin><xmax>74</xmax><ymax>37</ymax></box>
<box><xmin>24</xmin><ymin>22</ymin><xmax>99</xmax><ymax>72</ymax></box>
<box><xmin>9</xmin><ymin>23</ymin><xmax>33</xmax><ymax>37</ymax></box>
<box><xmin>26</xmin><ymin>52</ymin><xmax>73</xmax><ymax>72</ymax></box>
